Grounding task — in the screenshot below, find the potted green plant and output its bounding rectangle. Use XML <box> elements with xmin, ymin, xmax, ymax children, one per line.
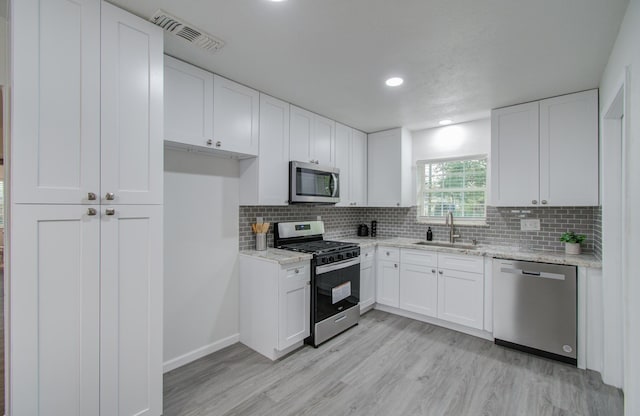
<box><xmin>560</xmin><ymin>231</ymin><xmax>586</xmax><ymax>255</ymax></box>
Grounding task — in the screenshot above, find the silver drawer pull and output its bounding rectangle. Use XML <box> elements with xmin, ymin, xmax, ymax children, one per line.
<box><xmin>105</xmin><ymin>208</ymin><xmax>115</xmax><ymax>216</ymax></box>
<box><xmin>87</xmin><ymin>192</ymin><xmax>97</xmax><ymax>201</ymax></box>
<box><xmin>431</xmin><ymin>269</ymin><xmax>436</xmax><ymax>273</ymax></box>
<box><xmin>105</xmin><ymin>192</ymin><xmax>115</xmax><ymax>201</ymax></box>
<box><xmin>438</xmin><ymin>270</ymin><xmax>443</xmax><ymax>275</ymax></box>
<box><xmin>295</xmin><ymin>269</ymin><xmax>300</xmax><ymax>274</ymax></box>
<box><xmin>215</xmin><ymin>141</ymin><xmax>222</xmax><ymax>148</ymax></box>
<box><xmin>334</xmin><ymin>314</ymin><xmax>347</xmax><ymax>323</ymax></box>
<box><xmin>87</xmin><ymin>208</ymin><xmax>97</xmax><ymax>216</ymax></box>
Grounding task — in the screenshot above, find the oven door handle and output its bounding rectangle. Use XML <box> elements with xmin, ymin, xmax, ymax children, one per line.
<box><xmin>316</xmin><ymin>258</ymin><xmax>360</xmax><ymax>275</ymax></box>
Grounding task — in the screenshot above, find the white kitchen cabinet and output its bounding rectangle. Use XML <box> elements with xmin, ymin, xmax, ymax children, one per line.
<box><xmin>360</xmin><ymin>246</ymin><xmax>376</xmax><ymax>312</ymax></box>
<box><xmin>11</xmin><ymin>205</ymin><xmax>101</xmax><ymax>416</ymax></box>
<box><xmin>367</xmin><ymin>128</ymin><xmax>413</xmax><ymax>207</ymax></box>
<box><xmin>278</xmin><ymin>263</ymin><xmax>311</xmax><ymax>349</ymax></box>
<box><xmin>213</xmin><ymin>74</ymin><xmax>260</xmax><ymax>156</ymax></box>
<box><xmin>376</xmin><ymin>247</ymin><xmax>400</xmax><ymax>307</ymax></box>
<box><xmin>491</xmin><ymin>89</ymin><xmax>598</xmax><ymax>206</ymax></box>
<box><xmin>491</xmin><ymin>102</ymin><xmax>540</xmax><ymax>206</ymax></box>
<box><xmin>164</xmin><ymin>55</ymin><xmax>214</xmax><ymax>147</ymax></box>
<box><xmin>239</xmin><ymin>257</ymin><xmax>311</xmax><ymax>360</ymax></box>
<box><xmin>539</xmin><ymin>90</ymin><xmax>599</xmax><ymax>206</ymax></box>
<box><xmin>100</xmin><ymin>205</ymin><xmax>163</xmax><ymax>416</ymax></box>
<box><xmin>10</xmin><ymin>2</ymin><xmax>164</xmax><ymax>415</ymax></box>
<box><xmin>335</xmin><ymin>123</ymin><xmax>368</xmax><ymax>207</ymax></box>
<box><xmin>290</xmin><ymin>105</ymin><xmax>335</xmax><ymax>166</ymax></box>
<box><xmin>399</xmin><ymin>249</ymin><xmax>438</xmax><ymax>317</ymax></box>
<box><xmin>239</xmin><ymin>93</ymin><xmax>290</xmax><ymax>205</ymax></box>
<box><xmin>437</xmin><ymin>253</ymin><xmax>484</xmax><ymax>330</ymax></box>
<box><xmin>101</xmin><ymin>3</ymin><xmax>164</xmax><ymax>206</ymax></box>
<box><xmin>12</xmin><ymin>0</ymin><xmax>101</xmax><ymax>205</ymax></box>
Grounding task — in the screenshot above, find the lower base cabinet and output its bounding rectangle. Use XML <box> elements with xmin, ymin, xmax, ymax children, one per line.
<box><xmin>437</xmin><ymin>268</ymin><xmax>484</xmax><ymax>330</ymax></box>
<box><xmin>376</xmin><ymin>247</ymin><xmax>400</xmax><ymax>307</ymax></box>
<box><xmin>240</xmin><ymin>256</ymin><xmax>310</xmax><ymax>360</ymax></box>
<box><xmin>360</xmin><ymin>247</ymin><xmax>376</xmax><ymax>311</ymax></box>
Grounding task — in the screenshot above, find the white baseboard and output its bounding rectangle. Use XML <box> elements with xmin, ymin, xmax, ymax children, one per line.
<box><xmin>163</xmin><ymin>333</ymin><xmax>240</xmax><ymax>373</ymax></box>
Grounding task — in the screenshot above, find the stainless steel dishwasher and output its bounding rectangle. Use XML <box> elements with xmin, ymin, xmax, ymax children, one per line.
<box><xmin>493</xmin><ymin>259</ymin><xmax>577</xmax><ymax>365</ymax></box>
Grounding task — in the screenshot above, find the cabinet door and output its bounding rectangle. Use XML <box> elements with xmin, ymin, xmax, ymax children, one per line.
<box><xmin>368</xmin><ymin>129</ymin><xmax>402</xmax><ymax>207</ymax></box>
<box><xmin>350</xmin><ymin>129</ymin><xmax>368</xmax><ymax>206</ymax></box>
<box><xmin>101</xmin><ymin>3</ymin><xmax>164</xmax><ymax>205</ymax></box>
<box><xmin>491</xmin><ymin>102</ymin><xmax>540</xmax><ymax>206</ymax></box>
<box><xmin>437</xmin><ymin>269</ymin><xmax>483</xmax><ymax>329</ymax></box>
<box><xmin>400</xmin><ymin>264</ymin><xmax>438</xmax><ymax>317</ymax></box>
<box><xmin>213</xmin><ymin>75</ymin><xmax>260</xmax><ymax>156</ymax></box>
<box><xmin>334</xmin><ymin>123</ymin><xmax>351</xmax><ymax>206</ymax></box>
<box><xmin>11</xmin><ymin>205</ymin><xmax>100</xmax><ymax>416</ymax></box>
<box><xmin>278</xmin><ymin>264</ymin><xmax>311</xmax><ymax>350</ymax></box>
<box><xmin>258</xmin><ymin>94</ymin><xmax>290</xmax><ymax>205</ymax></box>
<box><xmin>290</xmin><ymin>105</ymin><xmax>314</xmax><ymax>163</ymax></box>
<box><xmin>12</xmin><ymin>0</ymin><xmax>101</xmax><ymax>204</ymax></box>
<box><xmin>539</xmin><ymin>89</ymin><xmax>599</xmax><ymax>206</ymax></box>
<box><xmin>360</xmin><ymin>260</ymin><xmax>376</xmax><ymax>311</ymax></box>
<box><xmin>100</xmin><ymin>205</ymin><xmax>163</xmax><ymax>416</ymax></box>
<box><xmin>376</xmin><ymin>260</ymin><xmax>400</xmax><ymax>307</ymax></box>
<box><xmin>164</xmin><ymin>55</ymin><xmax>214</xmax><ymax>147</ymax></box>
<box><xmin>314</xmin><ymin>114</ymin><xmax>336</xmax><ymax>167</ymax></box>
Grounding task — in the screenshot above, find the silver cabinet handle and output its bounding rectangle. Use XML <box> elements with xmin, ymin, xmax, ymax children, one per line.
<box><xmin>394</xmin><ymin>264</ymin><xmax>398</xmax><ymax>268</ymax></box>
<box><xmin>386</xmin><ymin>252</ymin><xmax>390</xmax><ymax>256</ymax></box>
<box><xmin>105</xmin><ymin>192</ymin><xmax>115</xmax><ymax>201</ymax></box>
<box><xmin>532</xmin><ymin>200</ymin><xmax>538</xmax><ymax>205</ymax></box>
<box><xmin>87</xmin><ymin>208</ymin><xmax>97</xmax><ymax>216</ymax></box>
<box><xmin>396</xmin><ymin>202</ymin><xmax>400</xmax><ymax>206</ymax></box>
<box><xmin>431</xmin><ymin>269</ymin><xmax>436</xmax><ymax>273</ymax></box>
<box><xmin>105</xmin><ymin>208</ymin><xmax>115</xmax><ymax>216</ymax></box>
<box><xmin>206</xmin><ymin>139</ymin><xmax>213</xmax><ymax>146</ymax></box>
<box><xmin>215</xmin><ymin>141</ymin><xmax>222</xmax><ymax>148</ymax></box>
<box><xmin>365</xmin><ymin>253</ymin><xmax>369</xmax><ymax>257</ymax></box>
<box><xmin>87</xmin><ymin>192</ymin><xmax>97</xmax><ymax>201</ymax></box>
<box><xmin>438</xmin><ymin>270</ymin><xmax>444</xmax><ymax>275</ymax></box>
<box><xmin>541</xmin><ymin>200</ymin><xmax>548</xmax><ymax>205</ymax></box>
<box><xmin>295</xmin><ymin>269</ymin><xmax>300</xmax><ymax>274</ymax></box>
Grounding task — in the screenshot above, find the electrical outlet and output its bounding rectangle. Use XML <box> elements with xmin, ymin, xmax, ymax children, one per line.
<box><xmin>317</xmin><ymin>215</ymin><xmax>322</xmax><ymax>221</ymax></box>
<box><xmin>520</xmin><ymin>219</ymin><xmax>540</xmax><ymax>231</ymax></box>
<box><xmin>256</xmin><ymin>217</ymin><xmax>263</xmax><ymax>224</ymax></box>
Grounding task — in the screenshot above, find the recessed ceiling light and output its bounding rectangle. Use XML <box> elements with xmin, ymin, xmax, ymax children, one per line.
<box><xmin>439</xmin><ymin>119</ymin><xmax>453</xmax><ymax>126</ymax></box>
<box><xmin>385</xmin><ymin>77</ymin><xmax>404</xmax><ymax>87</ymax></box>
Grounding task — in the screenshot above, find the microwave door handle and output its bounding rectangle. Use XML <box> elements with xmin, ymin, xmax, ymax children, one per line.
<box><xmin>331</xmin><ymin>173</ymin><xmax>339</xmax><ymax>197</ymax></box>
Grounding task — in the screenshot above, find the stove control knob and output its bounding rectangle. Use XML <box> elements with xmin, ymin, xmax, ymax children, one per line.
<box><xmin>337</xmin><ymin>254</ymin><xmax>344</xmax><ymax>260</ymax></box>
<box><xmin>328</xmin><ymin>256</ymin><xmax>334</xmax><ymax>263</ymax></box>
<box><xmin>321</xmin><ymin>257</ymin><xmax>328</xmax><ymax>264</ymax></box>
<box><xmin>346</xmin><ymin>252</ymin><xmax>352</xmax><ymax>258</ymax></box>
<box><xmin>353</xmin><ymin>251</ymin><xmax>360</xmax><ymax>258</ymax></box>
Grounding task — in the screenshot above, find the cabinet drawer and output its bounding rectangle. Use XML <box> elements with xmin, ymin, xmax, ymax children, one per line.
<box><xmin>378</xmin><ymin>246</ymin><xmax>400</xmax><ymax>262</ymax></box>
<box><xmin>401</xmin><ymin>248</ymin><xmax>437</xmax><ymax>267</ymax></box>
<box><xmin>437</xmin><ymin>253</ymin><xmax>483</xmax><ymax>274</ymax></box>
<box><xmin>282</xmin><ymin>263</ymin><xmax>310</xmax><ymax>282</ymax></box>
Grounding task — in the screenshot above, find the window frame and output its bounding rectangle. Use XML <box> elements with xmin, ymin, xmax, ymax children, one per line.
<box><xmin>416</xmin><ymin>154</ymin><xmax>488</xmax><ymax>226</ymax></box>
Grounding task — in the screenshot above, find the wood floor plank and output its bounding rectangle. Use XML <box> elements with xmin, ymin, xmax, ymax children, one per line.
<box><xmin>163</xmin><ymin>310</ymin><xmax>623</xmax><ymax>416</ymax></box>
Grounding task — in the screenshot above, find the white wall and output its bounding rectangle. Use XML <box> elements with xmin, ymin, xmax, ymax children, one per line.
<box><xmin>163</xmin><ymin>149</ymin><xmax>240</xmax><ymax>372</ymax></box>
<box><xmin>412</xmin><ymin>118</ymin><xmax>490</xmax><ymax>164</ymax></box>
<box><xmin>599</xmin><ymin>0</ymin><xmax>640</xmax><ymax>414</ymax></box>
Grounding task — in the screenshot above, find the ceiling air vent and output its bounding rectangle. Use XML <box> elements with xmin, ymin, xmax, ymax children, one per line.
<box><xmin>149</xmin><ymin>10</ymin><xmax>225</xmax><ymax>53</ymax></box>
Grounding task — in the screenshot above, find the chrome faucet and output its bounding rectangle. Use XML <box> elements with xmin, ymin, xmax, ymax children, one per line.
<box><xmin>445</xmin><ymin>211</ymin><xmax>460</xmax><ymax>243</ymax></box>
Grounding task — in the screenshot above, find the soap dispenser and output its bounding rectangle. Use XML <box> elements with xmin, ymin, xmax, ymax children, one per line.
<box><xmin>426</xmin><ymin>227</ymin><xmax>433</xmax><ymax>241</ymax></box>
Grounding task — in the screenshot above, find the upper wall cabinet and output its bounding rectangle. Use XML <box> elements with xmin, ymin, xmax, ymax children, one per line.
<box><xmin>213</xmin><ymin>75</ymin><xmax>260</xmax><ymax>156</ymax></box>
<box><xmin>491</xmin><ymin>89</ymin><xmax>598</xmax><ymax>206</ymax></box>
<box><xmin>367</xmin><ymin>128</ymin><xmax>413</xmax><ymax>207</ymax></box>
<box><xmin>12</xmin><ymin>0</ymin><xmax>101</xmax><ymax>204</ymax></box>
<box><xmin>290</xmin><ymin>105</ymin><xmax>336</xmax><ymax>167</ymax></box>
<box><xmin>163</xmin><ymin>57</ymin><xmax>259</xmax><ymax>158</ymax></box>
<box><xmin>335</xmin><ymin>123</ymin><xmax>367</xmax><ymax>207</ymax></box>
<box><xmin>164</xmin><ymin>55</ymin><xmax>214</xmax><ymax>147</ymax></box>
<box><xmin>239</xmin><ymin>94</ymin><xmax>291</xmax><ymax>206</ymax></box>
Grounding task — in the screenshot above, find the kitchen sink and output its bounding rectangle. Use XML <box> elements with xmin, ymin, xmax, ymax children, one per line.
<box><xmin>413</xmin><ymin>241</ymin><xmax>478</xmax><ymax>250</ymax></box>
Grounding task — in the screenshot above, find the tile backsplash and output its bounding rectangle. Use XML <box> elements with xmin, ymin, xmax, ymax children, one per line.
<box><xmin>239</xmin><ymin>205</ymin><xmax>601</xmax><ymax>256</ymax></box>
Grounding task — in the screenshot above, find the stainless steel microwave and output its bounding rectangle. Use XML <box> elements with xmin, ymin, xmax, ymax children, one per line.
<box><xmin>289</xmin><ymin>161</ymin><xmax>340</xmax><ymax>204</ymax></box>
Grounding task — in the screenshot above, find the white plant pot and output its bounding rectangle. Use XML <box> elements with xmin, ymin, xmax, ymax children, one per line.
<box><xmin>565</xmin><ymin>242</ymin><xmax>581</xmax><ymax>255</ymax></box>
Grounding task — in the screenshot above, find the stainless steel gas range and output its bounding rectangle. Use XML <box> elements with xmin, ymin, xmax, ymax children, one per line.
<box><xmin>274</xmin><ymin>221</ymin><xmax>360</xmax><ymax>347</ymax></box>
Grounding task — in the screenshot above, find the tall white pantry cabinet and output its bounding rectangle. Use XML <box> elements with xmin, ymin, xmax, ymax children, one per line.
<box><xmin>10</xmin><ymin>1</ymin><xmax>164</xmax><ymax>416</ymax></box>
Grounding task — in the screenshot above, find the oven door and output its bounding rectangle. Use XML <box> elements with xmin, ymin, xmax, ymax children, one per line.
<box><xmin>314</xmin><ymin>258</ymin><xmax>360</xmax><ymax>322</ymax></box>
<box><xmin>290</xmin><ymin>161</ymin><xmax>339</xmax><ymax>204</ymax></box>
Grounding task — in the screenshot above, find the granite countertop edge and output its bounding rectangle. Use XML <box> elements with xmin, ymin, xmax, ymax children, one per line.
<box><xmin>239</xmin><ymin>238</ymin><xmax>601</xmax><ymax>268</ymax></box>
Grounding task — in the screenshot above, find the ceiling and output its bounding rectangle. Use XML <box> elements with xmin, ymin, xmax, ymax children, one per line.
<box><xmin>110</xmin><ymin>0</ymin><xmax>629</xmax><ymax>133</ymax></box>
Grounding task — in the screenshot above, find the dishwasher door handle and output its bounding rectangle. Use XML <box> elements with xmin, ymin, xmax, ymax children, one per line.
<box><xmin>500</xmin><ymin>267</ymin><xmax>565</xmax><ymax>281</ymax></box>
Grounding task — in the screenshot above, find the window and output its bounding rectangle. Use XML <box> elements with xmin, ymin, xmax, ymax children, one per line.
<box><xmin>417</xmin><ymin>155</ymin><xmax>487</xmax><ymax>223</ymax></box>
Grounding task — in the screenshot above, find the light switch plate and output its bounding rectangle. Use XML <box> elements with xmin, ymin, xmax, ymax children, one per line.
<box><xmin>521</xmin><ymin>219</ymin><xmax>540</xmax><ymax>231</ymax></box>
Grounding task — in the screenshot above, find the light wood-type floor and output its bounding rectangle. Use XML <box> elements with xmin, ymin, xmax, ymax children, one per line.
<box><xmin>163</xmin><ymin>310</ymin><xmax>622</xmax><ymax>416</ymax></box>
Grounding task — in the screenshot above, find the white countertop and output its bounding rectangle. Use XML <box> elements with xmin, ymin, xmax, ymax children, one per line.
<box><xmin>240</xmin><ymin>237</ymin><xmax>601</xmax><ymax>268</ymax></box>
